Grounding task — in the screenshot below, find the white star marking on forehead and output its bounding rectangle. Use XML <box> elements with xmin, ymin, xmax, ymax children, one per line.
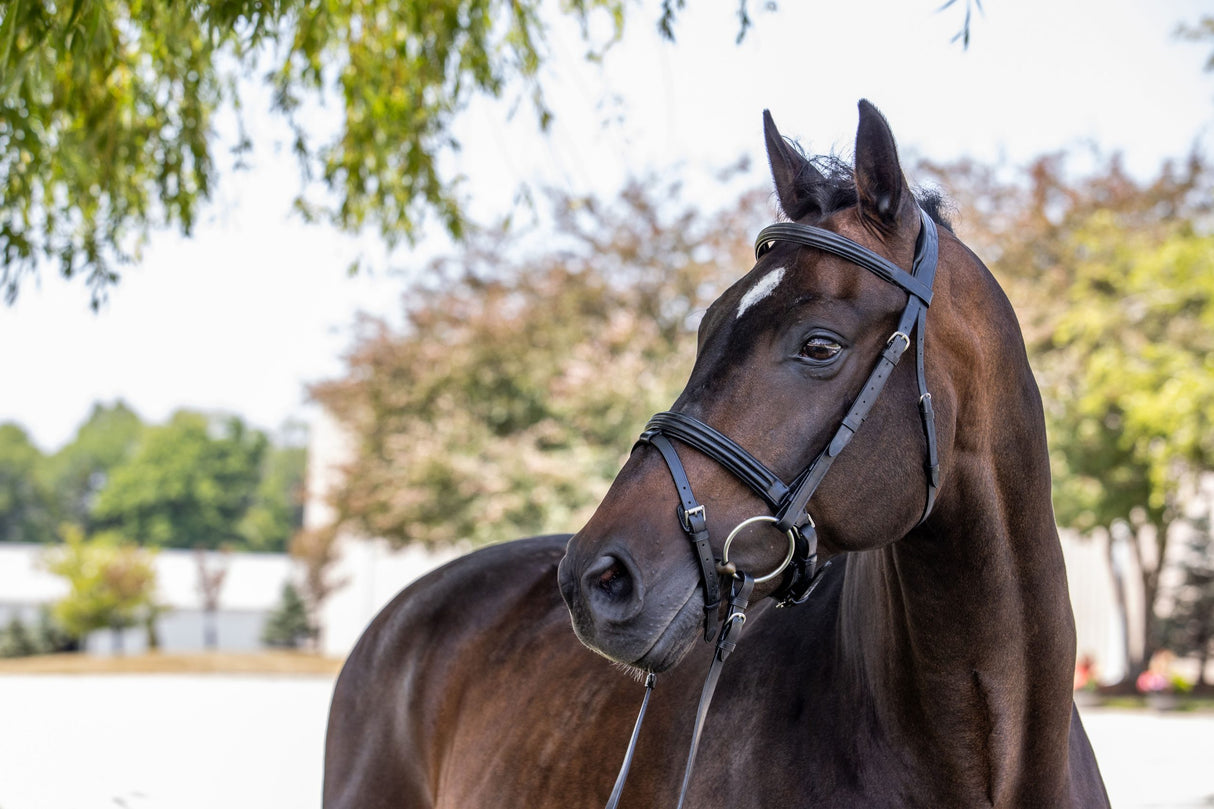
<box><xmin>736</xmin><ymin>266</ymin><xmax>786</xmax><ymax>320</ymax></box>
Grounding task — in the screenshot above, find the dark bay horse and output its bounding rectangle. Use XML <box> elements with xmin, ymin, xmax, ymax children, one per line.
<box><xmin>324</xmin><ymin>101</ymin><xmax>1110</xmax><ymax>808</ymax></box>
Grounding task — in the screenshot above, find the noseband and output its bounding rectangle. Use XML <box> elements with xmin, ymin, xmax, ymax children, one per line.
<box><xmin>604</xmin><ymin>209</ymin><xmax>941</xmax><ymax>809</ymax></box>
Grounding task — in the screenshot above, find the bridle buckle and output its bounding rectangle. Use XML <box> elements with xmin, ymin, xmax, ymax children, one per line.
<box><xmin>679</xmin><ymin>504</ymin><xmax>707</xmax><ymax>534</ymax></box>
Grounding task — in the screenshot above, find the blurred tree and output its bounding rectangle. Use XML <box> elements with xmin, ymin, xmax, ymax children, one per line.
<box><xmin>920</xmin><ymin>151</ymin><xmax>1214</xmax><ymax>677</ymax></box>
<box><xmin>0</xmin><ymin>614</ymin><xmax>37</xmax><ymax>657</ymax></box>
<box><xmin>43</xmin><ymin>525</ymin><xmax>158</xmax><ymax>652</ymax></box>
<box><xmin>312</xmin><ymin>179</ymin><xmax>765</xmax><ymax>547</ymax></box>
<box><xmin>0</xmin><ymin>1</ymin><xmax>982</xmax><ymax>307</ymax></box>
<box><xmin>0</xmin><ymin>608</ymin><xmax>76</xmax><ymax>657</ymax></box>
<box><xmin>261</xmin><ymin>581</ymin><xmax>314</xmax><ymax>649</ymax></box>
<box><xmin>290</xmin><ymin>524</ymin><xmax>346</xmax><ymax>646</ymax></box>
<box><xmin>0</xmin><ymin>422</ymin><xmax>56</xmax><ymax>543</ymax></box>
<box><xmin>1179</xmin><ymin>14</ymin><xmax>1214</xmax><ymax>73</ymax></box>
<box><xmin>91</xmin><ymin>410</ymin><xmax>267</xmax><ymax>549</ymax></box>
<box><xmin>1164</xmin><ymin>516</ymin><xmax>1214</xmax><ymax>690</ymax></box>
<box><xmin>33</xmin><ymin>605</ymin><xmax>78</xmax><ymax>653</ymax></box>
<box><xmin>194</xmin><ymin>546</ymin><xmax>230</xmax><ymax>649</ymax></box>
<box><xmin>43</xmin><ymin>401</ymin><xmax>144</xmax><ymax>532</ymax></box>
<box><xmin>239</xmin><ymin>431</ymin><xmax>307</xmax><ymax>552</ymax></box>
<box><xmin>0</xmin><ymin>0</ymin><xmax>629</xmax><ymax>306</ymax></box>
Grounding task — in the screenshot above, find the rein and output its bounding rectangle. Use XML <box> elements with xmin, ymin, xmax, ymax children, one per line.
<box><xmin>603</xmin><ymin>209</ymin><xmax>941</xmax><ymax>809</ymax></box>
<box><xmin>605</xmin><ymin>573</ymin><xmax>755</xmax><ymax>809</ymax></box>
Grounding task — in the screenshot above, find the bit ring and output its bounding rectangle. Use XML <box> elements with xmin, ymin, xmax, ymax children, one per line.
<box><xmin>720</xmin><ymin>515</ymin><xmax>798</xmax><ymax>584</ymax></box>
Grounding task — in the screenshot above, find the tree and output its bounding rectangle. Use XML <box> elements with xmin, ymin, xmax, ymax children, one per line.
<box><xmin>1164</xmin><ymin>516</ymin><xmax>1214</xmax><ymax>690</ymax></box>
<box><xmin>261</xmin><ymin>582</ymin><xmax>314</xmax><ymax>649</ymax></box>
<box><xmin>0</xmin><ymin>608</ymin><xmax>76</xmax><ymax>657</ymax></box>
<box><xmin>312</xmin><ymin>179</ymin><xmax>765</xmax><ymax>547</ymax></box>
<box><xmin>43</xmin><ymin>525</ymin><xmax>158</xmax><ymax>652</ymax></box>
<box><xmin>239</xmin><ymin>429</ymin><xmax>308</xmax><ymax>552</ymax></box>
<box><xmin>920</xmin><ymin>151</ymin><xmax>1214</xmax><ymax>678</ymax></box>
<box><xmin>289</xmin><ymin>524</ymin><xmax>347</xmax><ymax>647</ymax></box>
<box><xmin>0</xmin><ymin>422</ymin><xmax>56</xmax><ymax>543</ymax></box>
<box><xmin>42</xmin><ymin>401</ymin><xmax>144</xmax><ymax>532</ymax></box>
<box><xmin>1179</xmin><ymin>15</ymin><xmax>1214</xmax><ymax>74</ymax></box>
<box><xmin>0</xmin><ymin>615</ymin><xmax>37</xmax><ymax>657</ymax></box>
<box><xmin>0</xmin><ymin>0</ymin><xmax>629</xmax><ymax>305</ymax></box>
<box><xmin>91</xmin><ymin>410</ymin><xmax>267</xmax><ymax>549</ymax></box>
<box><xmin>194</xmin><ymin>546</ymin><xmax>230</xmax><ymax>649</ymax></box>
<box><xmin>0</xmin><ymin>1</ymin><xmax>981</xmax><ymax>306</ymax></box>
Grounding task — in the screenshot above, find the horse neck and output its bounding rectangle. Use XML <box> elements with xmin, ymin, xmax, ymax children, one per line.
<box><xmin>837</xmin><ymin>267</ymin><xmax>1077</xmax><ymax>804</ymax></box>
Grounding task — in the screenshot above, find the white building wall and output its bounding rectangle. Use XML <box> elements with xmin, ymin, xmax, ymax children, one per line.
<box><xmin>1061</xmin><ymin>530</ymin><xmax>1138</xmax><ymax>685</ymax></box>
<box><xmin>0</xmin><ymin>544</ymin><xmax>293</xmax><ymax>654</ymax></box>
<box><xmin>0</xmin><ymin>543</ymin><xmax>69</xmax><ymax>621</ymax></box>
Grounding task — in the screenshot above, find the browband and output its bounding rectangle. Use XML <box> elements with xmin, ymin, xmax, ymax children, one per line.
<box><xmin>755</xmin><ymin>221</ymin><xmax>935</xmax><ymax>305</ymax></box>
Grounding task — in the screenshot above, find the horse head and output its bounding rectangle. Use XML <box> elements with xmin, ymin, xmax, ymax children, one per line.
<box><xmin>559</xmin><ymin>101</ymin><xmax>977</xmax><ymax>672</ymax></box>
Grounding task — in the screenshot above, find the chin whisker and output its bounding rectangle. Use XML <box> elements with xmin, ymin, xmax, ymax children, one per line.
<box><xmin>609</xmin><ymin>660</ymin><xmax>652</xmax><ymax>683</ymax></box>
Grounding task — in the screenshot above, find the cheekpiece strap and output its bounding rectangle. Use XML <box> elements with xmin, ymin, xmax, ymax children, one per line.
<box><xmin>642</xmin><ymin>433</ymin><xmax>722</xmax><ymax>641</ymax></box>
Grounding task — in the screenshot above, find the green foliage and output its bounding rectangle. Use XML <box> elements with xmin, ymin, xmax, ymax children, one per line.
<box><xmin>0</xmin><ymin>0</ymin><xmax>223</xmax><ymax>305</ymax></box>
<box><xmin>920</xmin><ymin>151</ymin><xmax>1214</xmax><ymax>535</ymax></box>
<box><xmin>1</xmin><ymin>0</ymin><xmax>982</xmax><ymax>305</ymax></box>
<box><xmin>42</xmin><ymin>526</ymin><xmax>159</xmax><ymax>642</ymax></box>
<box><xmin>0</xmin><ymin>422</ymin><xmax>55</xmax><ymax>542</ymax></box>
<box><xmin>0</xmin><ymin>0</ymin><xmax>628</xmax><ymax>305</ymax></box>
<box><xmin>921</xmin><ymin>150</ymin><xmax>1214</xmax><ymax>673</ymax></box>
<box><xmin>239</xmin><ymin>439</ymin><xmax>307</xmax><ymax>552</ymax></box>
<box><xmin>1043</xmin><ymin>215</ymin><xmax>1214</xmax><ymax>533</ymax></box>
<box><xmin>312</xmin><ymin>180</ymin><xmax>766</xmax><ymax>547</ymax></box>
<box><xmin>0</xmin><ymin>608</ymin><xmax>75</xmax><ymax>657</ymax></box>
<box><xmin>0</xmin><ymin>614</ymin><xmax>36</xmax><ymax>657</ymax></box>
<box><xmin>32</xmin><ymin>605</ymin><xmax>77</xmax><ymax>652</ymax></box>
<box><xmin>42</xmin><ymin>401</ymin><xmax>144</xmax><ymax>531</ymax></box>
<box><xmin>92</xmin><ymin>410</ymin><xmax>268</xmax><ymax>549</ymax></box>
<box><xmin>260</xmin><ymin>581</ymin><xmax>313</xmax><ymax>648</ymax></box>
<box><xmin>1178</xmin><ymin>15</ymin><xmax>1214</xmax><ymax>73</ymax></box>
<box><xmin>1</xmin><ymin>405</ymin><xmax>305</xmax><ymax>552</ymax></box>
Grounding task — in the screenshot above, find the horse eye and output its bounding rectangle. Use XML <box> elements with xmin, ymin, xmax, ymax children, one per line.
<box><xmin>800</xmin><ymin>336</ymin><xmax>842</xmax><ymax>363</ymax></box>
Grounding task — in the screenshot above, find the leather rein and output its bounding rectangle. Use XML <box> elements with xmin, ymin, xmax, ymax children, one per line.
<box><xmin>603</xmin><ymin>209</ymin><xmax>941</xmax><ymax>809</ymax></box>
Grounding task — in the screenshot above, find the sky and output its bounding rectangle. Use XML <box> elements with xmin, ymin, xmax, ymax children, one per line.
<box><xmin>1</xmin><ymin>0</ymin><xmax>1212</xmax><ymax>452</ymax></box>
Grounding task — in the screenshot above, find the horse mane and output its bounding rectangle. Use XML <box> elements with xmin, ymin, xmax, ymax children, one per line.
<box><xmin>782</xmin><ymin>151</ymin><xmax>954</xmax><ymax>233</ymax></box>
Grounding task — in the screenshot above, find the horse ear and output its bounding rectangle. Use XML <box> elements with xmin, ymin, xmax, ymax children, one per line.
<box><xmin>764</xmin><ymin>110</ymin><xmax>823</xmax><ymax>221</ymax></box>
<box><xmin>853</xmin><ymin>100</ymin><xmax>917</xmax><ymax>233</ymax></box>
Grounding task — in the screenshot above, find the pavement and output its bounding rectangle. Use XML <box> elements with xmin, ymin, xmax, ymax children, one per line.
<box><xmin>0</xmin><ymin>675</ymin><xmax>1209</xmax><ymax>808</ymax></box>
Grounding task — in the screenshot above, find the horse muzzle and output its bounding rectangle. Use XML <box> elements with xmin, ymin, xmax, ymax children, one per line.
<box><xmin>558</xmin><ymin>539</ymin><xmax>703</xmax><ymax>672</ymax></box>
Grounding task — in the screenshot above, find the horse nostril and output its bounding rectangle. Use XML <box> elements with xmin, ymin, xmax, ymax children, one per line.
<box><xmin>583</xmin><ymin>555</ymin><xmax>635</xmax><ymax>605</ymax></box>
<box><xmin>596</xmin><ymin>560</ymin><xmax>632</xmax><ymax>600</ymax></box>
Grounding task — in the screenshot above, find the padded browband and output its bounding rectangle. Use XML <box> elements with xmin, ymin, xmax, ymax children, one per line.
<box><xmin>755</xmin><ymin>222</ymin><xmax>934</xmax><ymax>306</ymax></box>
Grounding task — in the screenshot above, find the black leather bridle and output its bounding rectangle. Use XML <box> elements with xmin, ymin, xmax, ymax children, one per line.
<box><xmin>639</xmin><ymin>207</ymin><xmax>940</xmax><ymax>629</ymax></box>
<box><xmin>604</xmin><ymin>208</ymin><xmax>941</xmax><ymax>809</ymax></box>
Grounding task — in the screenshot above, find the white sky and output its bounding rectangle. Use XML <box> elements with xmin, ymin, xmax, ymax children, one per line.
<box><xmin>1</xmin><ymin>0</ymin><xmax>1211</xmax><ymax>452</ymax></box>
